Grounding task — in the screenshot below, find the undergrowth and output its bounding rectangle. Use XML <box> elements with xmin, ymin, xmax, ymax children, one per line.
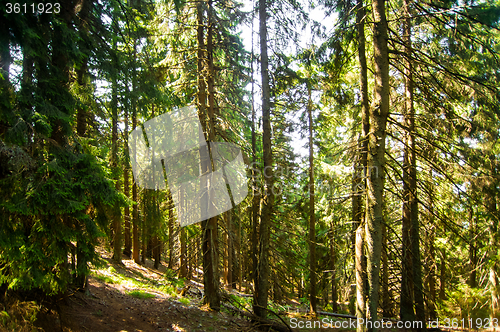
<box><xmin>91</xmin><ymin>263</ymin><xmax>185</xmax><ymax>300</ymax></box>
<box><xmin>127</xmin><ymin>290</ymin><xmax>156</xmax><ymax>299</ymax></box>
<box><xmin>0</xmin><ymin>300</ymin><xmax>43</xmax><ymax>331</ymax></box>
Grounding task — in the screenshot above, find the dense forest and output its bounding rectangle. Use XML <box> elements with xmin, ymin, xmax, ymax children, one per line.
<box><xmin>1</xmin><ymin>0</ymin><xmax>500</xmax><ymax>330</ymax></box>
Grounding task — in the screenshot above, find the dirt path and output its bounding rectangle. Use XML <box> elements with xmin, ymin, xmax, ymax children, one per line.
<box><xmin>58</xmin><ymin>278</ymin><xmax>250</xmax><ymax>331</ymax></box>
<box><xmin>55</xmin><ymin>254</ymin><xmax>256</xmax><ymax>332</ymax></box>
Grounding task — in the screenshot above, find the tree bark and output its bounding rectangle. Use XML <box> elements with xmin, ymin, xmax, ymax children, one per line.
<box><xmin>381</xmin><ymin>222</ymin><xmax>391</xmax><ymax>318</ymax></box>
<box><xmin>237</xmin><ymin>210</ymin><xmax>242</xmax><ymax>291</ymax></box>
<box><xmin>330</xmin><ymin>224</ymin><xmax>338</xmax><ymax>313</ymax></box>
<box><xmin>254</xmin><ymin>0</ymin><xmax>273</xmax><ymax>318</ymax></box>
<box><xmin>180</xmin><ymin>228</ymin><xmax>187</xmax><ymax>278</ymax></box>
<box><xmin>198</xmin><ymin>0</ymin><xmax>221</xmax><ymax>310</ymax></box>
<box><xmin>153</xmin><ymin>236</ymin><xmax>160</xmax><ymax>269</ymax></box>
<box><xmin>250</xmin><ymin>9</ymin><xmax>260</xmax><ymax>299</ymax></box>
<box><xmin>111</xmin><ymin>37</ymin><xmax>121</xmax><ymax>263</ymax></box>
<box><xmin>168</xmin><ymin>189</ymin><xmax>174</xmax><ymax>268</ymax></box>
<box><xmin>0</xmin><ymin>9</ymin><xmax>11</xmax><ymax>132</ymax></box>
<box><xmin>74</xmin><ymin>0</ymin><xmax>91</xmax><ymax>290</ymax></box>
<box><xmin>427</xmin><ymin>226</ymin><xmax>437</xmax><ymax>319</ymax></box>
<box><xmin>307</xmin><ymin>84</ymin><xmax>317</xmax><ymax>314</ymax></box>
<box><xmin>468</xmin><ymin>206</ymin><xmax>477</xmax><ymax>288</ymax></box>
<box><xmin>226</xmin><ymin>211</ymin><xmax>234</xmax><ymax>289</ymax></box>
<box><xmin>354</xmin><ymin>1</ymin><xmax>369</xmax><ymax>325</ymax></box>
<box><xmin>439</xmin><ymin>249</ymin><xmax>446</xmax><ymax>300</ymax></box>
<box><xmin>486</xmin><ymin>154</ymin><xmax>499</xmax><ymax>323</ymax></box>
<box><xmin>403</xmin><ymin>1</ymin><xmax>425</xmax><ymax>326</ymax></box>
<box><xmin>425</xmin><ymin>167</ymin><xmax>437</xmax><ymax>320</ymax></box>
<box><xmin>400</xmin><ymin>0</ymin><xmax>415</xmax><ymax>320</ymax></box>
<box><xmin>356</xmin><ymin>226</ymin><xmax>366</xmax><ymax>332</ymax></box>
<box><xmin>75</xmin><ymin>0</ymin><xmax>90</xmax><ymax>138</ymax></box>
<box><xmin>123</xmin><ymin>82</ymin><xmax>131</xmax><ymax>257</ymax></box>
<box><xmin>141</xmin><ymin>194</ymin><xmax>147</xmax><ymax>264</ymax></box>
<box><xmin>131</xmin><ymin>26</ymin><xmax>140</xmax><ymax>264</ymax></box>
<box><xmin>365</xmin><ymin>0</ymin><xmax>390</xmax><ymax>328</ymax></box>
<box><xmin>179</xmin><ymin>186</ymin><xmax>187</xmax><ymax>277</ymax></box>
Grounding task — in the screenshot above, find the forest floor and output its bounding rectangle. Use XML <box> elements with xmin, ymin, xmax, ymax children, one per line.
<box><xmin>1</xmin><ymin>247</ymin><xmax>443</xmax><ymax>331</ymax></box>
<box><xmin>55</xmin><ymin>248</ymin><xmax>258</xmax><ymax>332</ymax></box>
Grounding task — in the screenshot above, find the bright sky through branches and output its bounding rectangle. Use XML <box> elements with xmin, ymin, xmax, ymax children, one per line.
<box><xmin>238</xmin><ymin>0</ymin><xmax>333</xmax><ymax>159</ymax></box>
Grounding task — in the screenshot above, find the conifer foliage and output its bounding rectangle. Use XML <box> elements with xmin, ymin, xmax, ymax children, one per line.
<box><xmin>0</xmin><ymin>0</ymin><xmax>125</xmax><ymax>295</ymax></box>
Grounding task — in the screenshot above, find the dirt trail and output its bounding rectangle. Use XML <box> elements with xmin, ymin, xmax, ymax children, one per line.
<box><xmin>59</xmin><ymin>279</ymin><xmax>249</xmax><ymax>331</ymax></box>
<box><xmin>55</xmin><ymin>253</ymin><xmax>256</xmax><ymax>332</ymax></box>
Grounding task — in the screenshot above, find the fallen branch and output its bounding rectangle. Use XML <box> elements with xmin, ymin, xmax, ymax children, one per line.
<box><xmin>222</xmin><ymin>303</ymin><xmax>293</xmax><ymax>332</ymax></box>
<box><xmin>317</xmin><ymin>311</ymin><xmax>357</xmax><ymax>319</ymax></box>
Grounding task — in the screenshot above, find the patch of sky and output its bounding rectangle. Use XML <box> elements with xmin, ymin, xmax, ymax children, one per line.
<box><xmin>238</xmin><ymin>0</ymin><xmax>336</xmax><ymax>161</ymax></box>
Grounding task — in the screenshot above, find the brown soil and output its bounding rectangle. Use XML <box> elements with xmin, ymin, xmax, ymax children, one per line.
<box><xmin>58</xmin><ymin>279</ymin><xmax>253</xmax><ymax>332</ymax></box>
<box><xmin>45</xmin><ymin>251</ymin><xmax>257</xmax><ymax>332</ymax></box>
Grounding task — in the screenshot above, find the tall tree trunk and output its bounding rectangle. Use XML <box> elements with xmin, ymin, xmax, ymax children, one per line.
<box><xmin>141</xmin><ymin>193</ymin><xmax>147</xmax><ymax>264</ymax></box>
<box><xmin>153</xmin><ymin>235</ymin><xmax>160</xmax><ymax>269</ymax></box>
<box><xmin>75</xmin><ymin>0</ymin><xmax>90</xmax><ymax>139</ymax></box>
<box><xmin>153</xmin><ymin>193</ymin><xmax>160</xmax><ymax>270</ymax></box>
<box><xmin>123</xmin><ymin>121</ymin><xmax>132</xmax><ymax>258</ymax></box>
<box><xmin>226</xmin><ymin>211</ymin><xmax>233</xmax><ymax>289</ymax></box>
<box><xmin>180</xmin><ymin>228</ymin><xmax>187</xmax><ymax>278</ymax></box>
<box><xmin>365</xmin><ymin>0</ymin><xmax>390</xmax><ymax>328</ymax></box>
<box><xmin>330</xmin><ymin>220</ymin><xmax>338</xmax><ymax>313</ymax></box>
<box><xmin>198</xmin><ymin>0</ymin><xmax>221</xmax><ymax>310</ymax></box>
<box><xmin>357</xmin><ymin>0</ymin><xmax>370</xmax><ymax>182</ymax></box>
<box><xmin>223</xmin><ymin>221</ymin><xmax>228</xmax><ymax>285</ymax></box>
<box><xmin>486</xmin><ymin>154</ymin><xmax>499</xmax><ymax>324</ymax></box>
<box><xmin>381</xmin><ymin>222</ymin><xmax>390</xmax><ymax>317</ymax></box>
<box><xmin>356</xmin><ymin>226</ymin><xmax>366</xmax><ymax>332</ymax></box>
<box><xmin>132</xmin><ymin>166</ymin><xmax>140</xmax><ymax>264</ymax></box>
<box><xmin>254</xmin><ymin>0</ymin><xmax>273</xmax><ymax>318</ymax></box>
<box><xmin>439</xmin><ymin>249</ymin><xmax>446</xmax><ymax>300</ymax></box>
<box><xmin>111</xmin><ymin>39</ymin><xmax>121</xmax><ymax>263</ymax></box>
<box><xmin>427</xmin><ymin>224</ymin><xmax>437</xmax><ymax>319</ymax></box>
<box><xmin>400</xmin><ymin>169</ymin><xmax>414</xmax><ymax>321</ymax></box>
<box><xmin>180</xmin><ymin>187</ymin><xmax>187</xmax><ymax>277</ymax></box>
<box><xmin>123</xmin><ymin>91</ymin><xmax>132</xmax><ymax>257</ymax></box>
<box><xmin>468</xmin><ymin>206</ymin><xmax>477</xmax><ymax>288</ymax></box>
<box><xmin>235</xmin><ymin>210</ymin><xmax>242</xmax><ymax>291</ymax></box>
<box><xmin>0</xmin><ymin>9</ymin><xmax>11</xmax><ymax>136</ymax></box>
<box><xmin>403</xmin><ymin>1</ymin><xmax>425</xmax><ymax>325</ymax></box>
<box><xmin>74</xmin><ymin>0</ymin><xmax>92</xmax><ymax>290</ymax></box>
<box><xmin>307</xmin><ymin>84</ymin><xmax>317</xmax><ymax>314</ymax></box>
<box><xmin>131</xmin><ymin>34</ymin><xmax>140</xmax><ymax>265</ymax></box>
<box><xmin>400</xmin><ymin>0</ymin><xmax>415</xmax><ymax>320</ymax></box>
<box><xmin>250</xmin><ymin>10</ymin><xmax>260</xmax><ymax>298</ymax></box>
<box><xmin>354</xmin><ymin>0</ymin><xmax>369</xmax><ymax>323</ymax></box>
<box><xmin>426</xmin><ymin>166</ymin><xmax>437</xmax><ymax>319</ymax></box>
<box><xmin>188</xmin><ymin>237</ymin><xmax>194</xmax><ymax>279</ymax></box>
<box><xmin>168</xmin><ymin>189</ymin><xmax>175</xmax><ymax>268</ymax></box>
<box><xmin>20</xmin><ymin>20</ymin><xmax>34</xmax><ymax>149</ymax></box>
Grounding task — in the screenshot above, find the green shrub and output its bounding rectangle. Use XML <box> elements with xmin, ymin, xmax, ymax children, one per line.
<box><xmin>94</xmin><ymin>274</ymin><xmax>115</xmax><ymax>284</ymax></box>
<box><xmin>0</xmin><ymin>311</ymin><xmax>10</xmax><ymax>326</ymax></box>
<box><xmin>438</xmin><ymin>283</ymin><xmax>489</xmax><ymax>326</ymax></box>
<box><xmin>179</xmin><ymin>297</ymin><xmax>190</xmax><ymax>305</ymax></box>
<box><xmin>128</xmin><ymin>290</ymin><xmax>156</xmax><ymax>299</ymax></box>
<box><xmin>159</xmin><ymin>284</ymin><xmax>177</xmax><ymax>296</ymax></box>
